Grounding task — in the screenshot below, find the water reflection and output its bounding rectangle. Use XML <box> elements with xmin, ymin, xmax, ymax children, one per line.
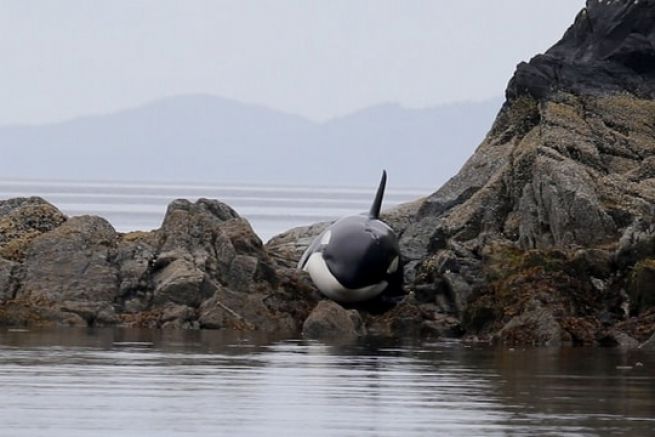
<box><xmin>0</xmin><ymin>328</ymin><xmax>653</xmax><ymax>436</ymax></box>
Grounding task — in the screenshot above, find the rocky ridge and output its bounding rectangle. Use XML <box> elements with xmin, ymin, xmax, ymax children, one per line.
<box><xmin>0</xmin><ymin>197</ymin><xmax>319</xmax><ymax>332</ymax></box>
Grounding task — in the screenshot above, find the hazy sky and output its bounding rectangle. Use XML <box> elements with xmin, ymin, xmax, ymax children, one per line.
<box><xmin>0</xmin><ymin>0</ymin><xmax>585</xmax><ymax>125</ymax></box>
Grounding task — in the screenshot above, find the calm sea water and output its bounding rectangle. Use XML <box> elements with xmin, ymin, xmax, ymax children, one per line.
<box><xmin>0</xmin><ymin>179</ymin><xmax>427</xmax><ymax>241</ymax></box>
<box><xmin>0</xmin><ymin>328</ymin><xmax>653</xmax><ymax>436</ymax></box>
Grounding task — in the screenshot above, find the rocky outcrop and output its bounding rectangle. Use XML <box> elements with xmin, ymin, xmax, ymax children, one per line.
<box><xmin>0</xmin><ymin>198</ymin><xmax>321</xmax><ymax>332</ymax></box>
<box><xmin>302</xmin><ymin>300</ymin><xmax>367</xmax><ymax>339</ymax></box>
<box><xmin>388</xmin><ymin>0</ymin><xmax>655</xmax><ymax>346</ymax></box>
<box><xmin>0</xmin><ymin>195</ymin><xmax>454</xmax><ymax>337</ymax></box>
<box><xmin>267</xmin><ymin>0</ymin><xmax>655</xmax><ymax>346</ymax></box>
<box><xmin>506</xmin><ymin>0</ymin><xmax>655</xmax><ymax>101</ymax></box>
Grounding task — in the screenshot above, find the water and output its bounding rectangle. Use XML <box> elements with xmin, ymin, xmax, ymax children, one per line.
<box><xmin>0</xmin><ymin>179</ymin><xmax>427</xmax><ymax>241</ymax></box>
<box><xmin>0</xmin><ymin>329</ymin><xmax>653</xmax><ymax>436</ymax></box>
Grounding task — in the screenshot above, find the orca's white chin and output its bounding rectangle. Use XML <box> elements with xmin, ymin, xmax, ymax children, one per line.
<box><xmin>303</xmin><ymin>253</ymin><xmax>387</xmax><ymax>303</ymax></box>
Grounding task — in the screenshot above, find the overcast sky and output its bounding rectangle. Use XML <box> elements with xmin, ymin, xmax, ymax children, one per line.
<box><xmin>0</xmin><ymin>0</ymin><xmax>585</xmax><ymax>125</ymax></box>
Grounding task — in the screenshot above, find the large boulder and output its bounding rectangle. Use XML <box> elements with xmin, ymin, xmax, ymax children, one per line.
<box><xmin>0</xmin><ymin>197</ymin><xmax>66</xmax><ymax>261</ymax></box>
<box><xmin>19</xmin><ymin>215</ymin><xmax>119</xmax><ymax>303</ymax></box>
<box><xmin>17</xmin><ymin>215</ymin><xmax>120</xmax><ymax>325</ymax></box>
<box><xmin>158</xmin><ymin>199</ymin><xmax>280</xmax><ymax>293</ymax></box>
<box><xmin>302</xmin><ymin>300</ymin><xmax>366</xmax><ymax>339</ymax></box>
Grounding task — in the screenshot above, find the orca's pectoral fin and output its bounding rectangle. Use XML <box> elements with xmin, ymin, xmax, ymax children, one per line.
<box><xmin>369</xmin><ymin>170</ymin><xmax>387</xmax><ymax>219</ymax></box>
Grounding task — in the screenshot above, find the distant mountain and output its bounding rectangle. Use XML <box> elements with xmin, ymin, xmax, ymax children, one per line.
<box><xmin>0</xmin><ymin>94</ymin><xmax>502</xmax><ymax>188</ymax></box>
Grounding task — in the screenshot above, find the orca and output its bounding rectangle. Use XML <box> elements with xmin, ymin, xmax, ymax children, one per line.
<box><xmin>298</xmin><ymin>170</ymin><xmax>403</xmax><ymax>304</ymax></box>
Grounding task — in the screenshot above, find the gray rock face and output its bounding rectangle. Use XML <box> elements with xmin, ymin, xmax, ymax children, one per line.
<box><xmin>0</xmin><ymin>258</ymin><xmax>17</xmax><ymax>302</ymax></box>
<box><xmin>114</xmin><ymin>231</ymin><xmax>157</xmax><ymax>311</ymax></box>
<box><xmin>266</xmin><ymin>221</ymin><xmax>330</xmax><ymax>268</ymax></box>
<box><xmin>302</xmin><ymin>300</ymin><xmax>366</xmax><ymax>339</ymax></box>
<box><xmin>198</xmin><ymin>285</ymin><xmax>298</xmax><ymax>333</ymax></box>
<box><xmin>615</xmin><ymin>219</ymin><xmax>655</xmax><ymax>268</ymax></box>
<box><xmin>152</xmin><ymin>257</ymin><xmax>208</xmax><ymax>307</ymax></box>
<box><xmin>393</xmin><ymin>3</ymin><xmax>655</xmax><ymax>328</ymax></box>
<box><xmin>159</xmin><ymin>199</ymin><xmax>279</xmax><ymax>293</ymax></box>
<box><xmin>507</xmin><ymin>0</ymin><xmax>655</xmax><ymax>102</ymax></box>
<box><xmin>20</xmin><ymin>216</ymin><xmax>119</xmax><ymax>303</ymax></box>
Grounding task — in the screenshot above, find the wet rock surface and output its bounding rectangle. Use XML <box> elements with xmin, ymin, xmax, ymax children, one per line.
<box><xmin>302</xmin><ymin>300</ymin><xmax>367</xmax><ymax>339</ymax></box>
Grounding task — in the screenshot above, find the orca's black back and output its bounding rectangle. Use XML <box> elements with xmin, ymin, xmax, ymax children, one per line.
<box><xmin>322</xmin><ymin>215</ymin><xmax>399</xmax><ymax>289</ymax></box>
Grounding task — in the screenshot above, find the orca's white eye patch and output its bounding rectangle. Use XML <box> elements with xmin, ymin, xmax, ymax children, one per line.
<box><xmin>387</xmin><ymin>256</ymin><xmax>399</xmax><ymax>274</ymax></box>
<box><xmin>320</xmin><ymin>230</ymin><xmax>332</xmax><ymax>245</ymax></box>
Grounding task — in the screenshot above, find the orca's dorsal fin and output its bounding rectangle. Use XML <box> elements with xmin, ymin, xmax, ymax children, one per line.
<box><xmin>369</xmin><ymin>170</ymin><xmax>387</xmax><ymax>219</ymax></box>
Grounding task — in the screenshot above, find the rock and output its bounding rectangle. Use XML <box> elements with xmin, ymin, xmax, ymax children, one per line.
<box><xmin>506</xmin><ymin>0</ymin><xmax>655</xmax><ymax>102</ymax></box>
<box><xmin>152</xmin><ymin>258</ymin><xmax>209</xmax><ymax>307</ymax></box>
<box><xmin>115</xmin><ymin>231</ymin><xmax>157</xmax><ymax>298</ymax></box>
<box><xmin>224</xmin><ymin>254</ymin><xmax>259</xmax><ymax>290</ymax></box>
<box><xmin>0</xmin><ymin>197</ymin><xmax>66</xmax><ymax>261</ymax></box>
<box><xmin>158</xmin><ymin>198</ymin><xmax>280</xmax><ymax>292</ymax></box>
<box><xmin>628</xmin><ymin>259</ymin><xmax>655</xmax><ymax>314</ymax></box>
<box><xmin>0</xmin><ymin>258</ymin><xmax>17</xmax><ymax>302</ymax></box>
<box><xmin>364</xmin><ymin>299</ymin><xmax>461</xmax><ymax>338</ymax></box>
<box><xmin>615</xmin><ymin>219</ymin><xmax>655</xmax><ymax>268</ymax></box>
<box><xmin>60</xmin><ymin>301</ymin><xmax>120</xmax><ymax>326</ymax></box>
<box><xmin>390</xmin><ymin>0</ymin><xmax>655</xmax><ymax>346</ymax></box>
<box><xmin>572</xmin><ymin>249</ymin><xmax>612</xmax><ymax>279</ymax></box>
<box><xmin>266</xmin><ymin>221</ymin><xmax>330</xmax><ymax>268</ymax></box>
<box><xmin>302</xmin><ymin>300</ymin><xmax>367</xmax><ymax>339</ymax></box>
<box><xmin>640</xmin><ymin>331</ymin><xmax>655</xmax><ymax>350</ymax></box>
<box><xmin>160</xmin><ymin>304</ymin><xmax>196</xmax><ymax>329</ymax></box>
<box><xmin>19</xmin><ymin>216</ymin><xmax>119</xmax><ymax>304</ymax></box>
<box><xmin>598</xmin><ymin>329</ymin><xmax>640</xmax><ymax>349</ymax></box>
<box><xmin>495</xmin><ymin>301</ymin><xmax>563</xmax><ymax>347</ymax></box>
<box><xmin>199</xmin><ymin>285</ymin><xmax>296</xmax><ymax>333</ymax></box>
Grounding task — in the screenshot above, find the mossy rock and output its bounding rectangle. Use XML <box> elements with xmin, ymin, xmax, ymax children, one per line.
<box><xmin>628</xmin><ymin>259</ymin><xmax>655</xmax><ymax>314</ymax></box>
<box><xmin>0</xmin><ymin>201</ymin><xmax>67</xmax><ymax>262</ymax></box>
<box><xmin>465</xmin><ymin>245</ymin><xmax>604</xmax><ymax>339</ymax></box>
